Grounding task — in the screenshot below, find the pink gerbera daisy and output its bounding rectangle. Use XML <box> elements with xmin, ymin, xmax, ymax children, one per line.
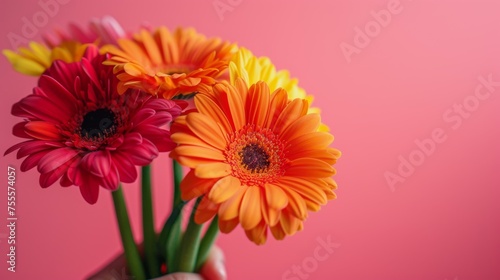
<box><xmin>5</xmin><ymin>45</ymin><xmax>184</xmax><ymax>204</ymax></box>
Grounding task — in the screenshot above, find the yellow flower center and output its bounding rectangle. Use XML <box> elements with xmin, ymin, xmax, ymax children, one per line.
<box><xmin>226</xmin><ymin>124</ymin><xmax>287</xmax><ymax>187</ymax></box>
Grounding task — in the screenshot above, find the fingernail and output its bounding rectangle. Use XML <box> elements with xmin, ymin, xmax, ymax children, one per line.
<box><xmin>215</xmin><ymin>259</ymin><xmax>227</xmax><ymax>280</ymax></box>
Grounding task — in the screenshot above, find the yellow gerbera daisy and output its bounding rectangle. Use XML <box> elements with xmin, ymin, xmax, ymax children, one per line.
<box><xmin>229</xmin><ymin>47</ymin><xmax>328</xmax><ymax>131</ymax></box>
<box><xmin>101</xmin><ymin>27</ymin><xmax>237</xmax><ymax>99</ymax></box>
<box><xmin>170</xmin><ymin>78</ymin><xmax>341</xmax><ymax>244</ymax></box>
<box><xmin>3</xmin><ymin>41</ymin><xmax>89</xmax><ymax>76</ymax></box>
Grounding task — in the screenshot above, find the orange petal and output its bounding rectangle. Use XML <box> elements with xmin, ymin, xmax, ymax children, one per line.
<box><xmin>270</xmin><ymin>224</ymin><xmax>286</xmax><ymax>240</ymax></box>
<box><xmin>286</xmin><ymin>158</ymin><xmax>335</xmax><ymax>178</ymax></box>
<box><xmin>219</xmin><ymin>217</ymin><xmax>239</xmax><ymax>233</ymax></box>
<box><xmin>246</xmin><ymin>82</ymin><xmax>270</xmax><ymax>127</ymax></box>
<box><xmin>220</xmin><ymin>85</ymin><xmax>245</xmax><ymax>130</ymax></box>
<box><xmin>264</xmin><ymin>88</ymin><xmax>288</xmax><ymax>128</ymax></box>
<box><xmin>273</xmin><ymin>98</ymin><xmax>306</xmax><ymax>135</ymax></box>
<box><xmin>179</xmin><ymin>77</ymin><xmax>201</xmax><ymax>87</ymax></box>
<box><xmin>261</xmin><ymin>198</ymin><xmax>281</xmax><ymax>227</ymax></box>
<box><xmin>281</xmin><ymin>188</ymin><xmax>307</xmax><ymax>220</ymax></box>
<box><xmin>264</xmin><ymin>183</ymin><xmax>288</xmax><ymax>210</ymax></box>
<box><xmin>186</xmin><ymin>113</ymin><xmax>227</xmax><ymax>150</ymax></box>
<box><xmin>280</xmin><ymin>211</ymin><xmax>301</xmax><ymax>236</ymax></box>
<box><xmin>208</xmin><ymin>176</ymin><xmax>241</xmax><ymax>204</ymax></box>
<box><xmin>180</xmin><ymin>170</ymin><xmax>219</xmax><ymax>201</ymax></box>
<box><xmin>286</xmin><ymin>132</ymin><xmax>334</xmax><ymax>151</ymax></box>
<box><xmin>287</xmin><ymin>148</ymin><xmax>338</xmax><ymax>165</ymax></box>
<box><xmin>194</xmin><ymin>94</ymin><xmax>233</xmax><ymax>135</ymax></box>
<box><xmin>278</xmin><ymin>177</ymin><xmax>327</xmax><ymax>205</ymax></box>
<box><xmin>239</xmin><ymin>186</ymin><xmax>262</xmax><ymax>230</ymax></box>
<box><xmin>194</xmin><ymin>196</ymin><xmax>218</xmax><ymax>224</ymax></box>
<box><xmin>195</xmin><ymin>162</ymin><xmax>232</xmax><ymax>179</ymax></box>
<box><xmin>174</xmin><ymin>145</ymin><xmax>225</xmax><ymax>160</ymax></box>
<box><xmin>280</xmin><ymin>113</ymin><xmax>321</xmax><ymax>142</ymax></box>
<box><xmin>171</xmin><ymin>132</ymin><xmax>209</xmax><ymax>147</ymax></box>
<box><xmin>218</xmin><ymin>186</ymin><xmax>246</xmax><ymax>221</ymax></box>
<box><xmin>139</xmin><ymin>30</ymin><xmax>162</xmax><ymax>66</ymax></box>
<box><xmin>244</xmin><ymin>220</ymin><xmax>267</xmax><ymax>245</ymax></box>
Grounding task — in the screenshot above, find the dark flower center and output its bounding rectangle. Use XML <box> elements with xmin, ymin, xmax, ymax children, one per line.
<box><xmin>80</xmin><ymin>108</ymin><xmax>116</xmax><ymax>139</ymax></box>
<box><xmin>239</xmin><ymin>143</ymin><xmax>270</xmax><ymax>173</ymax></box>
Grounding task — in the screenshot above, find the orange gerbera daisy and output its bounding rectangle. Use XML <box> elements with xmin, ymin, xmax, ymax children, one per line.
<box><xmin>170</xmin><ymin>79</ymin><xmax>341</xmax><ymax>244</ymax></box>
<box><xmin>101</xmin><ymin>27</ymin><xmax>237</xmax><ymax>99</ymax></box>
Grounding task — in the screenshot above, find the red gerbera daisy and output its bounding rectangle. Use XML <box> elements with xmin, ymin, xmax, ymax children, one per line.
<box><xmin>5</xmin><ymin>45</ymin><xmax>184</xmax><ymax>204</ymax></box>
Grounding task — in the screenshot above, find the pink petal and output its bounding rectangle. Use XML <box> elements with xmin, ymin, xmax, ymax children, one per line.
<box><xmin>12</xmin><ymin>122</ymin><xmax>31</xmax><ymax>139</ymax></box>
<box><xmin>18</xmin><ymin>141</ymin><xmax>62</xmax><ymax>158</ymax></box>
<box><xmin>38</xmin><ymin>75</ymin><xmax>78</xmax><ymax>107</ymax></box>
<box><xmin>126</xmin><ymin>138</ymin><xmax>158</xmax><ymax>166</ymax></box>
<box><xmin>119</xmin><ymin>132</ymin><xmax>143</xmax><ymax>150</ymax></box>
<box><xmin>100</xmin><ymin>163</ymin><xmax>119</xmax><ymax>190</ymax></box>
<box><xmin>79</xmin><ymin>179</ymin><xmax>100</xmax><ymax>204</ymax></box>
<box><xmin>82</xmin><ymin>151</ymin><xmax>111</xmax><ymax>177</ymax></box>
<box><xmin>24</xmin><ymin>121</ymin><xmax>61</xmax><ymax>140</ymax></box>
<box><xmin>38</xmin><ymin>148</ymin><xmax>78</xmax><ymax>173</ymax></box>
<box><xmin>112</xmin><ymin>152</ymin><xmax>137</xmax><ymax>183</ymax></box>
<box><xmin>131</xmin><ymin>108</ymin><xmax>156</xmax><ymax>127</ymax></box>
<box><xmin>134</xmin><ymin>125</ymin><xmax>174</xmax><ymax>152</ymax></box>
<box><xmin>39</xmin><ymin>158</ymin><xmax>75</xmax><ymax>188</ymax></box>
<box><xmin>21</xmin><ymin>151</ymin><xmax>51</xmax><ymax>172</ymax></box>
<box><xmin>5</xmin><ymin>141</ymin><xmax>29</xmax><ymax>156</ymax></box>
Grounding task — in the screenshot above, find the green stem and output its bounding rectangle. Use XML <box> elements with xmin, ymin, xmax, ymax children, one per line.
<box><xmin>172</xmin><ymin>160</ymin><xmax>183</xmax><ymax>206</ymax></box>
<box><xmin>112</xmin><ymin>187</ymin><xmax>146</xmax><ymax>280</ymax></box>
<box><xmin>195</xmin><ymin>215</ymin><xmax>219</xmax><ymax>272</ymax></box>
<box><xmin>141</xmin><ymin>165</ymin><xmax>159</xmax><ymax>278</ymax></box>
<box><xmin>178</xmin><ymin>197</ymin><xmax>203</xmax><ymax>272</ymax></box>
<box><xmin>159</xmin><ymin>160</ymin><xmax>185</xmax><ymax>249</ymax></box>
<box><xmin>166</xmin><ymin>213</ymin><xmax>182</xmax><ymax>273</ymax></box>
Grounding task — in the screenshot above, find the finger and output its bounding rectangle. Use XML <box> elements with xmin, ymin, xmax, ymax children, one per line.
<box><xmin>199</xmin><ymin>246</ymin><xmax>226</xmax><ymax>280</ymax></box>
<box><xmin>86</xmin><ymin>253</ymin><xmax>128</xmax><ymax>280</ymax></box>
<box><xmin>153</xmin><ymin>272</ymin><xmax>204</xmax><ymax>280</ymax></box>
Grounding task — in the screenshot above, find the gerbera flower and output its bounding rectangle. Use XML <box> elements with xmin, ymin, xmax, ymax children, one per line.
<box><xmin>5</xmin><ymin>45</ymin><xmax>184</xmax><ymax>204</ymax></box>
<box><xmin>170</xmin><ymin>79</ymin><xmax>341</xmax><ymax>244</ymax></box>
<box><xmin>101</xmin><ymin>27</ymin><xmax>237</xmax><ymax>99</ymax></box>
<box><xmin>3</xmin><ymin>41</ymin><xmax>89</xmax><ymax>76</ymax></box>
<box><xmin>42</xmin><ymin>16</ymin><xmax>126</xmax><ymax>48</ymax></box>
<box><xmin>229</xmin><ymin>47</ymin><xmax>328</xmax><ymax>131</ymax></box>
<box><xmin>3</xmin><ymin>16</ymin><xmax>126</xmax><ymax>76</ymax></box>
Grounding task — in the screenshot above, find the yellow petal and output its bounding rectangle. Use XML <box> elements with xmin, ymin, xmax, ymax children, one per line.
<box><xmin>3</xmin><ymin>50</ymin><xmax>45</xmax><ymax>76</ymax></box>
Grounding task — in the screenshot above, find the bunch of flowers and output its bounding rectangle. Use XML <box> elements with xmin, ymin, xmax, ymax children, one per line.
<box><xmin>4</xmin><ymin>17</ymin><xmax>341</xmax><ymax>279</ymax></box>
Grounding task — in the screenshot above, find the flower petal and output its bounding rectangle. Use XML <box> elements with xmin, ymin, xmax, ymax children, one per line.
<box><xmin>208</xmin><ymin>176</ymin><xmax>241</xmax><ymax>204</ymax></box>
<box><xmin>239</xmin><ymin>186</ymin><xmax>262</xmax><ymax>230</ymax></box>
<box><xmin>195</xmin><ymin>162</ymin><xmax>232</xmax><ymax>179</ymax></box>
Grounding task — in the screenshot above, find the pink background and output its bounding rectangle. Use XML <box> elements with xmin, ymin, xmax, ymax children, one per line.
<box><xmin>1</xmin><ymin>0</ymin><xmax>500</xmax><ymax>279</ymax></box>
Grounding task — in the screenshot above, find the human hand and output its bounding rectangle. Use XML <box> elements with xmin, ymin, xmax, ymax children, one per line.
<box><xmin>87</xmin><ymin>246</ymin><xmax>226</xmax><ymax>280</ymax></box>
